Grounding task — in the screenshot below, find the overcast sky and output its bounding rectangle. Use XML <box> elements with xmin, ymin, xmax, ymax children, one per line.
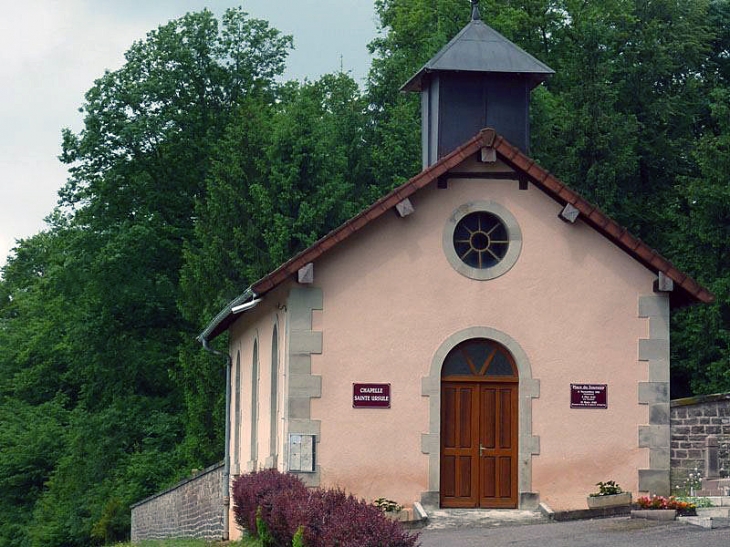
<box><xmin>0</xmin><ymin>0</ymin><xmax>378</xmax><ymax>267</ymax></box>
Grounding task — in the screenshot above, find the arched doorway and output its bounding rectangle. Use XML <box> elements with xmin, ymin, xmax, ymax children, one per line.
<box><xmin>440</xmin><ymin>338</ymin><xmax>518</xmax><ymax>508</ymax></box>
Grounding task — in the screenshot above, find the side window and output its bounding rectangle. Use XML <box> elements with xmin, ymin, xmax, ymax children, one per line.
<box><xmin>269</xmin><ymin>325</ymin><xmax>279</xmax><ymax>466</ymax></box>
<box><xmin>250</xmin><ymin>340</ymin><xmax>259</xmax><ymax>465</ymax></box>
<box><xmin>233</xmin><ymin>350</ymin><xmax>241</xmax><ymax>474</ymax></box>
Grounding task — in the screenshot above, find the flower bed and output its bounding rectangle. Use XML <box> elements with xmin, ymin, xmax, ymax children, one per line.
<box><xmin>634</xmin><ymin>495</ymin><xmax>696</xmax><ymax>516</ymax></box>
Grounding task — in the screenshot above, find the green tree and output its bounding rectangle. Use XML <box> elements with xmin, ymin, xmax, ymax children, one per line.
<box><xmin>1</xmin><ymin>8</ymin><xmax>293</xmax><ymax>546</ymax></box>
<box><xmin>670</xmin><ymin>87</ymin><xmax>730</xmax><ymax>396</ymax></box>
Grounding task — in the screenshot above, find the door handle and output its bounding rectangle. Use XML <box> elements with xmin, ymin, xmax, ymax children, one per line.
<box><xmin>479</xmin><ymin>443</ymin><xmax>486</xmax><ymax>456</ymax></box>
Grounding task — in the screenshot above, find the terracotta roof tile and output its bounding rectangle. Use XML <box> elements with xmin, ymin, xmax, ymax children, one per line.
<box><xmin>319</xmin><ymin>237</ymin><xmax>337</xmax><ymax>252</ymax></box>
<box><xmin>620</xmin><ymin>231</ymin><xmax>641</xmax><ymax>252</ymax></box>
<box><xmin>587</xmin><ymin>209</ymin><xmax>606</xmax><ymax>227</ymax></box>
<box><xmin>666</xmin><ymin>267</ymin><xmax>687</xmax><ymax>284</ymax></box>
<box><xmin>603</xmin><ymin>221</ymin><xmax>623</xmax><ymax>239</ymax></box>
<box><xmin>526</xmin><ymin>162</ymin><xmax>546</xmax><ymax>182</ymax></box>
<box><xmin>649</xmin><ymin>253</ymin><xmax>667</xmax><ymax>270</ymax></box>
<box><xmin>634</xmin><ymin>244</ymin><xmax>655</xmax><ymax>263</ymax></box>
<box><xmin>683</xmin><ymin>277</ymin><xmax>700</xmax><ymax>295</ymax></box>
<box><xmin>574</xmin><ymin>198</ymin><xmax>594</xmax><ymax>217</ymax></box>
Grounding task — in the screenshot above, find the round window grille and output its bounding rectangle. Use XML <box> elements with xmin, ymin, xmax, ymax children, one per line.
<box><xmin>442</xmin><ymin>201</ymin><xmax>522</xmax><ymax>281</ymax></box>
<box><xmin>453</xmin><ymin>212</ymin><xmax>509</xmax><ymax>269</ymax></box>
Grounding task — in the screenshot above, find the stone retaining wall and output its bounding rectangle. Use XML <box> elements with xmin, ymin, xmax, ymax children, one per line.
<box><xmin>671</xmin><ymin>393</ymin><xmax>730</xmax><ymax>491</ymax></box>
<box><xmin>130</xmin><ymin>462</ymin><xmax>225</xmax><ymax>542</ymax></box>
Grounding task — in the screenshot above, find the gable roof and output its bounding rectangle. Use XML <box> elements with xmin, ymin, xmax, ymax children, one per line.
<box><xmin>200</xmin><ymin>128</ymin><xmax>714</xmax><ymax>341</ymax></box>
<box><xmin>401</xmin><ymin>17</ymin><xmax>554</xmax><ymax>93</ymax></box>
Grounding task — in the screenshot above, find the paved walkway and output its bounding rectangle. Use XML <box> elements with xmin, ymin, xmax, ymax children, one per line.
<box><xmin>417</xmin><ymin>514</ymin><xmax>730</xmax><ymax>547</ymax></box>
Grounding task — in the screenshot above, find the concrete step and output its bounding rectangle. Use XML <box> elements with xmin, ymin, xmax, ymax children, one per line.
<box><xmin>700</xmin><ymin>478</ymin><xmax>730</xmax><ymax>496</ymax></box>
<box><xmin>697</xmin><ymin>506</ymin><xmax>730</xmax><ymax>518</ymax></box>
<box><xmin>422</xmin><ymin>508</ymin><xmax>547</xmax><ymax>529</ymax></box>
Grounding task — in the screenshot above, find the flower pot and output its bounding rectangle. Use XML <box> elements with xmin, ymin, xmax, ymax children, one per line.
<box><xmin>384</xmin><ymin>508</ymin><xmax>411</xmax><ymax>522</ymax></box>
<box><xmin>586</xmin><ymin>492</ymin><xmax>632</xmax><ymax>509</ymax></box>
<box><xmin>631</xmin><ymin>509</ymin><xmax>676</xmax><ymax>521</ymax></box>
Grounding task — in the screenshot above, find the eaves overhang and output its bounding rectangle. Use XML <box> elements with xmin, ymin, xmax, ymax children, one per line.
<box><xmin>198</xmin><ymin>288</ymin><xmax>257</xmax><ymax>343</ymax></box>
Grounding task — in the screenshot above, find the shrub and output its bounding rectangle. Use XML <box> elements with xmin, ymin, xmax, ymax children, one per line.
<box><xmin>232</xmin><ymin>470</ymin><xmax>419</xmax><ymax>547</ymax></box>
<box><xmin>256</xmin><ymin>506</ymin><xmax>275</xmax><ymax>546</ymax></box>
<box><xmin>313</xmin><ymin>490</ymin><xmax>418</xmax><ymax>547</ymax></box>
<box><xmin>232</xmin><ymin>469</ymin><xmax>308</xmax><ymax>536</ymax></box>
<box><xmin>265</xmin><ymin>486</ymin><xmax>316</xmax><ymax>545</ymax></box>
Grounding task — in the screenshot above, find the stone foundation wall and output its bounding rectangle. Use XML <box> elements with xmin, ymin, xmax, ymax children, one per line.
<box><xmin>130</xmin><ymin>462</ymin><xmax>225</xmax><ymax>542</ymax></box>
<box><xmin>670</xmin><ymin>393</ymin><xmax>730</xmax><ymax>491</ymax></box>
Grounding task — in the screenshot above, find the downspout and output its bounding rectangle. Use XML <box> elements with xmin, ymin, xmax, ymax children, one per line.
<box><xmin>200</xmin><ymin>336</ymin><xmax>232</xmax><ymax>541</ymax></box>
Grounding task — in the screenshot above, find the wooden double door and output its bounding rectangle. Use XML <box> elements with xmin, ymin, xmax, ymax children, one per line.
<box><xmin>440</xmin><ymin>381</ymin><xmax>518</xmax><ymax>508</ymax></box>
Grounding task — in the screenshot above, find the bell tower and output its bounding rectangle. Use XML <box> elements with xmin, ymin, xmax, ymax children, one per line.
<box><xmin>402</xmin><ymin>1</ymin><xmax>554</xmax><ymax>167</ymax></box>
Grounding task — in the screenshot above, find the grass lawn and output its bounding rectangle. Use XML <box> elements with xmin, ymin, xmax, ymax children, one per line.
<box><xmin>113</xmin><ymin>536</ymin><xmax>260</xmax><ymax>547</ymax></box>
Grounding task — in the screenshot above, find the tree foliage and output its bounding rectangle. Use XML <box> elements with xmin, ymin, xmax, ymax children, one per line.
<box><xmin>1</xmin><ymin>8</ymin><xmax>292</xmax><ymax>546</ymax></box>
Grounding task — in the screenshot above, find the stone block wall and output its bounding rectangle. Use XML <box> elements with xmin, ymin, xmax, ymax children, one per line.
<box><xmin>130</xmin><ymin>462</ymin><xmax>225</xmax><ymax>542</ymax></box>
<box><xmin>670</xmin><ymin>393</ymin><xmax>730</xmax><ymax>491</ymax></box>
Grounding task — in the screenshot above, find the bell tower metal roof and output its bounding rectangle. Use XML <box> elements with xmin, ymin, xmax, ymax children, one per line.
<box><xmin>401</xmin><ymin>3</ymin><xmax>554</xmax><ymax>92</ymax></box>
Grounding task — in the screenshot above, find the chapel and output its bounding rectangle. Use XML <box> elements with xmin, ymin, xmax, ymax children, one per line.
<box><xmin>199</xmin><ymin>3</ymin><xmax>712</xmax><ymax>536</ymax></box>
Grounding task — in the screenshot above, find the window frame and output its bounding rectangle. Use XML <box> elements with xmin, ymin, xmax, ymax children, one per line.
<box><xmin>442</xmin><ymin>201</ymin><xmax>522</xmax><ymax>280</ymax></box>
<box><xmin>441</xmin><ymin>338</ymin><xmax>518</xmax><ymax>383</ymax></box>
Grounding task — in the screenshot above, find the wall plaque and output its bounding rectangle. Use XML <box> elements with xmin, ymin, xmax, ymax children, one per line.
<box><xmin>570</xmin><ymin>384</ymin><xmax>608</xmax><ymax>409</ymax></box>
<box><xmin>353</xmin><ymin>383</ymin><xmax>391</xmax><ymax>408</ymax></box>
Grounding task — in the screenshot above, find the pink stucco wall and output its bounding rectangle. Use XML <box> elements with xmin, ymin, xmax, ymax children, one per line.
<box><xmin>229</xmin><ymin>286</ymin><xmax>288</xmax><ymax>474</ymax></box>
<box><xmin>227</xmin><ymin>157</ymin><xmax>657</xmax><ymax>518</ymax></box>
<box><xmin>307</xmin><ymin>159</ymin><xmax>653</xmax><ymax>510</ymax></box>
<box><xmin>228</xmin><ymin>286</ymin><xmax>288</xmax><ymax>540</ymax></box>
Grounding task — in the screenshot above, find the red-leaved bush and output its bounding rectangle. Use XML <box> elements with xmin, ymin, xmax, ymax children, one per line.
<box><xmin>232</xmin><ymin>470</ymin><xmax>420</xmax><ymax>547</ymax></box>
<box><xmin>307</xmin><ymin>488</ymin><xmax>418</xmax><ymax>547</ymax></box>
<box><xmin>232</xmin><ymin>468</ymin><xmax>308</xmax><ymax>537</ymax></box>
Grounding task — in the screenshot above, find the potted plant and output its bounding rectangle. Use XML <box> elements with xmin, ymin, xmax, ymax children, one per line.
<box><xmin>587</xmin><ymin>481</ymin><xmax>632</xmax><ymax>509</ymax></box>
<box><xmin>631</xmin><ymin>495</ymin><xmax>696</xmax><ymax>520</ymax></box>
<box><xmin>374</xmin><ymin>497</ymin><xmax>408</xmax><ymax>521</ymax></box>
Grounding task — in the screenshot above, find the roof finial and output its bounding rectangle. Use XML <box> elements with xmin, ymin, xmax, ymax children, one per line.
<box><xmin>471</xmin><ymin>0</ymin><xmax>481</xmax><ymax>20</ymax></box>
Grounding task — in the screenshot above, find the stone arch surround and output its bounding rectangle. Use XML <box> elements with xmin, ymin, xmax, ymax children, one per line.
<box><xmin>420</xmin><ymin>327</ymin><xmax>541</xmax><ymax>508</ymax></box>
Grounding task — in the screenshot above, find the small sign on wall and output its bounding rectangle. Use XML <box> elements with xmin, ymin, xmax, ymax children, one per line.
<box><xmin>570</xmin><ymin>384</ymin><xmax>608</xmax><ymax>409</ymax></box>
<box><xmin>353</xmin><ymin>383</ymin><xmax>391</xmax><ymax>408</ymax></box>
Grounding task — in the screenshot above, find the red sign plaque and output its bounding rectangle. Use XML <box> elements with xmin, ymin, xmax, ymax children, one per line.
<box><xmin>353</xmin><ymin>383</ymin><xmax>391</xmax><ymax>408</ymax></box>
<box><xmin>570</xmin><ymin>384</ymin><xmax>608</xmax><ymax>409</ymax></box>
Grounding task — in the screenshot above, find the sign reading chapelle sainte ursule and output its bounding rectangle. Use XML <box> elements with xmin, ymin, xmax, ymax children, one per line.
<box><xmin>352</xmin><ymin>383</ymin><xmax>391</xmax><ymax>408</ymax></box>
<box><xmin>570</xmin><ymin>383</ymin><xmax>608</xmax><ymax>409</ymax></box>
